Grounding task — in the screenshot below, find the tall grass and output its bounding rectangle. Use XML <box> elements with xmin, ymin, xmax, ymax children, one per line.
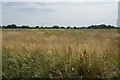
<box><xmin>2</xmin><ymin>29</ymin><xmax>120</xmax><ymax>79</ymax></box>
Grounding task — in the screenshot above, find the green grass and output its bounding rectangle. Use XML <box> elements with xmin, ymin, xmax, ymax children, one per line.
<box><xmin>2</xmin><ymin>29</ymin><xmax>120</xmax><ymax>79</ymax></box>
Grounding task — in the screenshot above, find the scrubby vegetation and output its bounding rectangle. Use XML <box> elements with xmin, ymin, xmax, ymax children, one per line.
<box><xmin>2</xmin><ymin>29</ymin><xmax>120</xmax><ymax>79</ymax></box>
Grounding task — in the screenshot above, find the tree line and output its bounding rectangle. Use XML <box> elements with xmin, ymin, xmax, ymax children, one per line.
<box><xmin>0</xmin><ymin>24</ymin><xmax>119</xmax><ymax>29</ymax></box>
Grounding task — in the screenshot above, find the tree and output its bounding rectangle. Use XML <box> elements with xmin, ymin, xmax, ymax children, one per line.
<box><xmin>53</xmin><ymin>25</ymin><xmax>59</xmax><ymax>29</ymax></box>
<box><xmin>7</xmin><ymin>24</ymin><xmax>17</xmax><ymax>28</ymax></box>
<box><xmin>35</xmin><ymin>26</ymin><xmax>39</xmax><ymax>28</ymax></box>
<box><xmin>74</xmin><ymin>26</ymin><xmax>76</xmax><ymax>29</ymax></box>
<box><xmin>45</xmin><ymin>26</ymin><xmax>48</xmax><ymax>29</ymax></box>
<box><xmin>79</xmin><ymin>27</ymin><xmax>86</xmax><ymax>29</ymax></box>
<box><xmin>67</xmin><ymin>26</ymin><xmax>70</xmax><ymax>29</ymax></box>
<box><xmin>61</xmin><ymin>26</ymin><xmax>65</xmax><ymax>29</ymax></box>
<box><xmin>40</xmin><ymin>26</ymin><xmax>44</xmax><ymax>29</ymax></box>
<box><xmin>87</xmin><ymin>24</ymin><xmax>115</xmax><ymax>29</ymax></box>
<box><xmin>21</xmin><ymin>25</ymin><xmax>30</xmax><ymax>28</ymax></box>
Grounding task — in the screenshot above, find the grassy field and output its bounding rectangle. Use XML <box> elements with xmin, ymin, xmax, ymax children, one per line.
<box><xmin>2</xmin><ymin>29</ymin><xmax>120</xmax><ymax>79</ymax></box>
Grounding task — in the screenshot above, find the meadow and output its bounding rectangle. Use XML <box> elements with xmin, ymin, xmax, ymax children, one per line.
<box><xmin>2</xmin><ymin>29</ymin><xmax>120</xmax><ymax>79</ymax></box>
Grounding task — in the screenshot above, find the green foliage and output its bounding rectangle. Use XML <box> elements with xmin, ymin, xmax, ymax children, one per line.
<box><xmin>74</xmin><ymin>26</ymin><xmax>77</xmax><ymax>29</ymax></box>
<box><xmin>2</xmin><ymin>49</ymin><xmax>119</xmax><ymax>78</ymax></box>
<box><xmin>67</xmin><ymin>26</ymin><xmax>71</xmax><ymax>29</ymax></box>
<box><xmin>60</xmin><ymin>26</ymin><xmax>65</xmax><ymax>29</ymax></box>
<box><xmin>87</xmin><ymin>24</ymin><xmax>115</xmax><ymax>29</ymax></box>
<box><xmin>2</xmin><ymin>29</ymin><xmax>119</xmax><ymax>79</ymax></box>
<box><xmin>41</xmin><ymin>26</ymin><xmax>44</xmax><ymax>29</ymax></box>
<box><xmin>35</xmin><ymin>26</ymin><xmax>39</xmax><ymax>28</ymax></box>
<box><xmin>52</xmin><ymin>25</ymin><xmax>59</xmax><ymax>29</ymax></box>
<box><xmin>21</xmin><ymin>25</ymin><xmax>30</xmax><ymax>28</ymax></box>
<box><xmin>2</xmin><ymin>24</ymin><xmax>117</xmax><ymax>29</ymax></box>
<box><xmin>3</xmin><ymin>24</ymin><xmax>17</xmax><ymax>28</ymax></box>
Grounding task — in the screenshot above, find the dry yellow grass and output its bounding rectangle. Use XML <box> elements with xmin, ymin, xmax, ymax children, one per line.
<box><xmin>2</xmin><ymin>29</ymin><xmax>118</xmax><ymax>56</ymax></box>
<box><xmin>2</xmin><ymin>29</ymin><xmax>119</xmax><ymax>78</ymax></box>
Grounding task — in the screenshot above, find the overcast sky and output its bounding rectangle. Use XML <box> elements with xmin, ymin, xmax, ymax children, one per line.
<box><xmin>2</xmin><ymin>0</ymin><xmax>120</xmax><ymax>2</ymax></box>
<box><xmin>2</xmin><ymin>2</ymin><xmax>118</xmax><ymax>27</ymax></box>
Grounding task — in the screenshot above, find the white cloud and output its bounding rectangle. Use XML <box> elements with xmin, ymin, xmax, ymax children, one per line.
<box><xmin>2</xmin><ymin>2</ymin><xmax>118</xmax><ymax>27</ymax></box>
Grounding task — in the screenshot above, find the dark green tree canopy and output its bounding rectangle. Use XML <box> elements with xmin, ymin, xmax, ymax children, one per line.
<box><xmin>87</xmin><ymin>24</ymin><xmax>115</xmax><ymax>29</ymax></box>
<box><xmin>5</xmin><ymin>24</ymin><xmax>17</xmax><ymax>28</ymax></box>
<box><xmin>21</xmin><ymin>25</ymin><xmax>30</xmax><ymax>28</ymax></box>
<box><xmin>2</xmin><ymin>24</ymin><xmax>118</xmax><ymax>29</ymax></box>
<box><xmin>35</xmin><ymin>26</ymin><xmax>39</xmax><ymax>28</ymax></box>
<box><xmin>67</xmin><ymin>26</ymin><xmax>70</xmax><ymax>29</ymax></box>
<box><xmin>61</xmin><ymin>26</ymin><xmax>65</xmax><ymax>29</ymax></box>
<box><xmin>52</xmin><ymin>25</ymin><xmax>59</xmax><ymax>29</ymax></box>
